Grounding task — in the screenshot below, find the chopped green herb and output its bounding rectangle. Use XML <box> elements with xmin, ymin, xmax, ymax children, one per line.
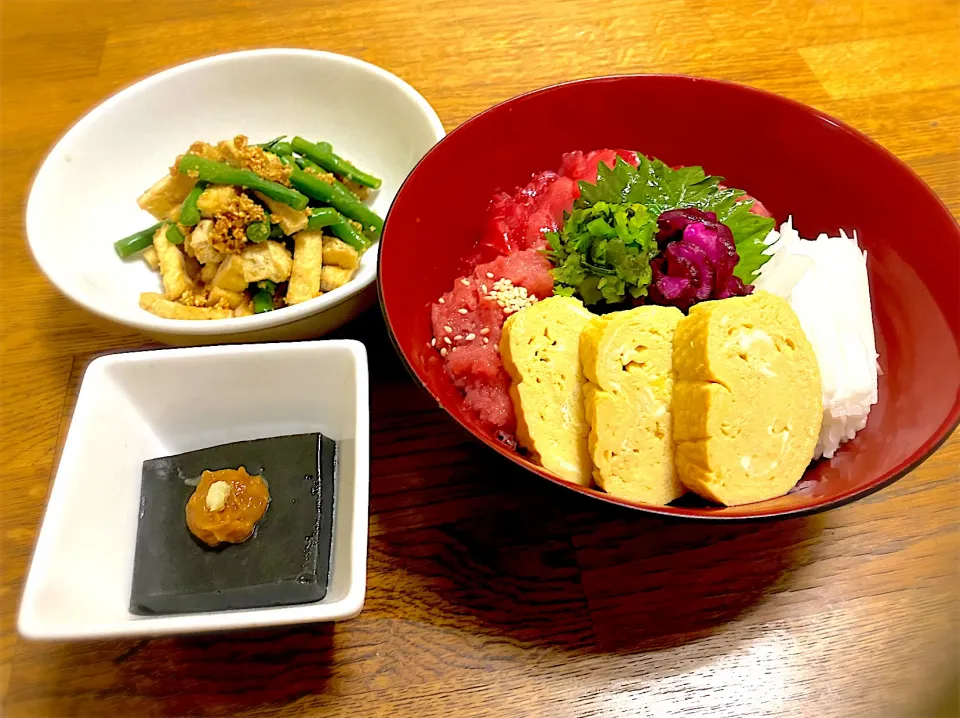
<box><xmin>576</xmin><ymin>156</ymin><xmax>775</xmax><ymax>282</ymax></box>
<box><xmin>547</xmin><ymin>202</ymin><xmax>658</xmax><ymax>305</ymax></box>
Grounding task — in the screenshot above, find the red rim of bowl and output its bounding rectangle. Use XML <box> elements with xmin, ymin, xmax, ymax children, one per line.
<box><xmin>378</xmin><ymin>74</ymin><xmax>960</xmax><ymax>522</ymax></box>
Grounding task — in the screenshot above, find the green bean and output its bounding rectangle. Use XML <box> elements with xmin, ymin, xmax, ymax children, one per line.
<box><xmin>177</xmin><ymin>154</ymin><xmax>308</xmax><ymax>210</ymax></box>
<box><xmin>269</xmin><ymin>223</ymin><xmax>285</xmax><ymax>238</ymax></box>
<box><xmin>165</xmin><ymin>223</ymin><xmax>185</xmax><ymax>245</ymax></box>
<box><xmin>329</xmin><ymin>220</ymin><xmax>370</xmax><ymax>252</ymax></box>
<box><xmin>291</xmin><ymin>137</ymin><xmax>382</xmax><ymax>189</ymax></box>
<box><xmin>296</xmin><ymin>156</ymin><xmax>367</xmax><ymax>204</ymax></box>
<box><xmin>114</xmin><ymin>222</ymin><xmax>162</xmax><ymax>259</ymax></box>
<box><xmin>286</xmin><ymin>166</ymin><xmax>383</xmax><ymax>238</ymax></box>
<box><xmin>246</xmin><ymin>219</ymin><xmax>271</xmax><ymax>243</ymax></box>
<box><xmin>257</xmin><ymin>280</ymin><xmax>277</xmax><ymax>293</ymax></box>
<box><xmin>295</xmin><ymin>155</ymin><xmax>321</xmax><ymax>172</ymax></box>
<box><xmin>270</xmin><ymin>141</ymin><xmax>293</xmax><ymax>156</ymax></box>
<box><xmin>306</xmin><ymin>205</ymin><xmax>369</xmax><ymax>250</ymax></box>
<box><xmin>307</xmin><ymin>207</ymin><xmax>340</xmax><ymax>231</ymax></box>
<box><xmin>252</xmin><ymin>290</ymin><xmax>275</xmax><ymax>313</ymax></box>
<box><xmin>178</xmin><ymin>181</ymin><xmax>207</xmax><ymax>226</ymax></box>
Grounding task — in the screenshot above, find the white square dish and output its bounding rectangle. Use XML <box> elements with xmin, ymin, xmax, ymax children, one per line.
<box><xmin>18</xmin><ymin>340</ymin><xmax>369</xmax><ymax>640</ymax></box>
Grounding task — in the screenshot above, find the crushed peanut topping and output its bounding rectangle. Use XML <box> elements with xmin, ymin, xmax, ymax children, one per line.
<box><xmin>223</xmin><ymin>135</ymin><xmax>293</xmax><ymax>186</ymax></box>
<box><xmin>170</xmin><ymin>141</ymin><xmax>222</xmax><ymax>176</ymax></box>
<box><xmin>304</xmin><ymin>166</ymin><xmax>337</xmax><ymax>186</ymax></box>
<box><xmin>342</xmin><ymin>178</ymin><xmax>371</xmax><ymax>201</ymax></box>
<box><xmin>210</xmin><ymin>191</ymin><xmax>265</xmax><ymax>255</ymax></box>
<box><xmin>176</xmin><ymin>289</ymin><xmax>209</xmax><ymax>308</ymax></box>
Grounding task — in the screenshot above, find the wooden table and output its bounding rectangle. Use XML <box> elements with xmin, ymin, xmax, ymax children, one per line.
<box><xmin>2</xmin><ymin>1</ymin><xmax>958</xmax><ymax>715</ymax></box>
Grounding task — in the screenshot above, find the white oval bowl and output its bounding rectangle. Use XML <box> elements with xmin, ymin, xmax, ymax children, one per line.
<box><xmin>27</xmin><ymin>49</ymin><xmax>444</xmax><ymax>345</ymax></box>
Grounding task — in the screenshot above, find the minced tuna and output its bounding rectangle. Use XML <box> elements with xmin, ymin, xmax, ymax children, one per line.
<box><xmin>430</xmin><ymin>249</ymin><xmax>554</xmax><ymax>437</ymax></box>
<box><xmin>431</xmin><ymin>149</ymin><xmax>637</xmax><ymax>441</ymax></box>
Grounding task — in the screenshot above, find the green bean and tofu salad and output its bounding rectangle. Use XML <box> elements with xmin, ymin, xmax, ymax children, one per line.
<box><xmin>115</xmin><ymin>135</ymin><xmax>382</xmax><ymax>320</ymax></box>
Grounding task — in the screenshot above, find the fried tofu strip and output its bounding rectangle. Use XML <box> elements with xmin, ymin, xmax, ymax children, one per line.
<box><xmin>200</xmin><ymin>262</ymin><xmax>219</xmax><ymax>284</ymax></box>
<box><xmin>233</xmin><ymin>298</ymin><xmax>254</xmax><ymax>317</ymax></box>
<box><xmin>152</xmin><ymin>226</ymin><xmax>193</xmax><ymax>300</ymax></box>
<box><xmin>322</xmin><ymin>236</ymin><xmax>359</xmax><ymax>270</ymax></box>
<box><xmin>196</xmin><ymin>185</ymin><xmax>240</xmax><ymax>218</ymax></box>
<box><xmin>286</xmin><ymin>230</ymin><xmax>325</xmax><ymax>305</ymax></box>
<box><xmin>140</xmin><ymin>293</ymin><xmax>232</xmax><ymax>320</ymax></box>
<box><xmin>254</xmin><ymin>191</ymin><xmax>308</xmax><ymax>235</ymax></box>
<box><xmin>138</xmin><ymin>174</ymin><xmax>197</xmax><ymax>220</ymax></box>
<box><xmin>212</xmin><ymin>255</ymin><xmax>248</xmax><ymax>292</ymax></box>
<box><xmin>207</xmin><ymin>286</ymin><xmax>246</xmax><ymax>309</ymax></box>
<box><xmin>185</xmin><ymin>219</ymin><xmax>223</xmax><ymax>265</ymax></box>
<box><xmin>241</xmin><ymin>240</ymin><xmax>293</xmax><ymax>284</ymax></box>
<box><xmin>320</xmin><ymin>265</ymin><xmax>355</xmax><ymax>293</ymax></box>
<box><xmin>142</xmin><ymin>246</ymin><xmax>160</xmax><ymax>270</ymax></box>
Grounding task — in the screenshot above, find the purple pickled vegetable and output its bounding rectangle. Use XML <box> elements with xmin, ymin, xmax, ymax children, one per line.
<box><xmin>716</xmin><ymin>274</ymin><xmax>750</xmax><ymax>299</ymax></box>
<box><xmin>654</xmin><ymin>273</ymin><xmax>690</xmax><ymax>301</ymax></box>
<box><xmin>647</xmin><ymin>207</ymin><xmax>753</xmax><ymax>310</ymax></box>
<box><xmin>667</xmin><ymin>242</ymin><xmax>714</xmax><ymax>301</ymax></box>
<box><xmin>656</xmin><ymin>208</ymin><xmax>717</xmax><ymax>244</ymax></box>
<box><xmin>682</xmin><ymin>222</ymin><xmax>725</xmax><ymax>264</ymax></box>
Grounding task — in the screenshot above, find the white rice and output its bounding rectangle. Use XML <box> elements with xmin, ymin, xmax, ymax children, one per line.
<box><xmin>754</xmin><ymin>218</ymin><xmax>879</xmax><ymax>459</ymax></box>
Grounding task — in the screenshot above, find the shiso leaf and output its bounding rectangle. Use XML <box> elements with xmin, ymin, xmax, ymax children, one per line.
<box><xmin>569</xmin><ymin>157</ymin><xmax>776</xmax><ymax>291</ymax></box>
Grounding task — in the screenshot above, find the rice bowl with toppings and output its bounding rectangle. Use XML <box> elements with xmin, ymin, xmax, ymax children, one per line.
<box><xmin>379</xmin><ymin>74</ymin><xmax>960</xmax><ymax>519</ymax></box>
<box><xmin>425</xmin><ymin>145</ymin><xmax>881</xmax><ymax>507</ymax></box>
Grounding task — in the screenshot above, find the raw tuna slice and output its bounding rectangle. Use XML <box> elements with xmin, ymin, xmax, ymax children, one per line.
<box><xmin>478</xmin><ymin>150</ymin><xmax>639</xmax><ymax>259</ymax></box>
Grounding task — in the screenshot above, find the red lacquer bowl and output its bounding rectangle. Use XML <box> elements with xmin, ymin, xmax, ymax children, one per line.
<box><xmin>378</xmin><ymin>76</ymin><xmax>960</xmax><ymax>520</ymax></box>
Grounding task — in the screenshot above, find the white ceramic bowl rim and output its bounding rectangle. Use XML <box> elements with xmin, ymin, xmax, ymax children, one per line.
<box><xmin>25</xmin><ymin>48</ymin><xmax>444</xmax><ymax>336</ymax></box>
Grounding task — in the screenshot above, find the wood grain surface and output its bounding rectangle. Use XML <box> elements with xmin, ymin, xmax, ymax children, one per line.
<box><xmin>1</xmin><ymin>1</ymin><xmax>958</xmax><ymax>716</ymax></box>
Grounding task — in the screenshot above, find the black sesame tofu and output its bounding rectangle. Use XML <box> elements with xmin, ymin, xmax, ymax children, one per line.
<box><xmin>130</xmin><ymin>433</ymin><xmax>337</xmax><ymax>615</ymax></box>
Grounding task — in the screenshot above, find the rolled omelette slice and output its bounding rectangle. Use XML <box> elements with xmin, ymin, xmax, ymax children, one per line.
<box><xmin>672</xmin><ymin>291</ymin><xmax>822</xmax><ymax>506</ymax></box>
<box><xmin>580</xmin><ymin>305</ymin><xmax>686</xmax><ymax>505</ymax></box>
<box><xmin>500</xmin><ymin>296</ymin><xmax>594</xmax><ymax>485</ymax></box>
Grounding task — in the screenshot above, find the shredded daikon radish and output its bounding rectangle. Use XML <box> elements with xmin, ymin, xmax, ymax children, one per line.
<box><xmin>754</xmin><ymin>218</ymin><xmax>879</xmax><ymax>459</ymax></box>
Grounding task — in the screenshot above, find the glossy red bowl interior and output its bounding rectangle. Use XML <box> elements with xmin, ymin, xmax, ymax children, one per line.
<box><xmin>379</xmin><ymin>75</ymin><xmax>960</xmax><ymax>520</ymax></box>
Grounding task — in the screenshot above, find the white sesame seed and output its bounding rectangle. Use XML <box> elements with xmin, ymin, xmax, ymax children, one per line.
<box><xmin>444</xmin><ymin>337</ymin><xmax>452</xmax><ymax>345</ymax></box>
<box><xmin>465</xmin><ymin>333</ymin><xmax>476</xmax><ymax>341</ymax></box>
<box><xmin>440</xmin><ymin>348</ymin><xmax>448</xmax><ymax>357</ymax></box>
<box><xmin>486</xmin><ymin>272</ymin><xmax>494</xmax><ymax>279</ymax></box>
<box><xmin>454</xmin><ymin>335</ymin><xmax>463</xmax><ymax>341</ymax></box>
<box><xmin>457</xmin><ymin>308</ymin><xmax>468</xmax><ymax>315</ymax></box>
<box><xmin>438</xmin><ymin>297</ymin><xmax>445</xmax><ymax>304</ymax></box>
<box><xmin>480</xmin><ymin>327</ymin><xmax>490</xmax><ymax>335</ymax></box>
<box><xmin>483</xmin><ymin>337</ymin><xmax>489</xmax><ymax>344</ymax></box>
<box><xmin>461</xmin><ymin>279</ymin><xmax>470</xmax><ymax>287</ymax></box>
<box><xmin>431</xmin><ymin>337</ymin><xmax>436</xmax><ymax>347</ymax></box>
<box><xmin>444</xmin><ymin>325</ymin><xmax>453</xmax><ymax>333</ymax></box>
<box><xmin>481</xmin><ymin>284</ymin><xmax>488</xmax><ymax>293</ymax></box>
